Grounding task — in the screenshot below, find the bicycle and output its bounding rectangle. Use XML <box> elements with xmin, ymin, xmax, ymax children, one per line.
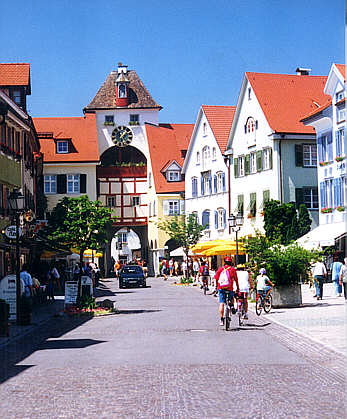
<box><xmin>201</xmin><ymin>276</ymin><xmax>209</xmax><ymax>295</ymax></box>
<box><xmin>223</xmin><ymin>290</ymin><xmax>236</xmax><ymax>331</ymax></box>
<box><xmin>237</xmin><ymin>292</ymin><xmax>247</xmax><ymax>326</ymax></box>
<box><xmin>255</xmin><ymin>289</ymin><xmax>272</xmax><ymax>316</ymax></box>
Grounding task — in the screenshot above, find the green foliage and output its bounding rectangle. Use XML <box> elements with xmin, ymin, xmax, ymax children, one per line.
<box><xmin>245</xmin><ymin>232</ymin><xmax>321</xmax><ymax>286</ymax></box>
<box><xmin>180</xmin><ymin>276</ymin><xmax>194</xmax><ymax>284</ymax></box>
<box><xmin>44</xmin><ymin>195</ymin><xmax>113</xmax><ymax>254</ymax></box>
<box><xmin>79</xmin><ymin>295</ymin><xmax>96</xmax><ymax>310</ymax></box>
<box><xmin>156</xmin><ymin>213</ymin><xmax>205</xmax><ymax>264</ymax></box>
<box><xmin>263</xmin><ymin>200</ymin><xmax>311</xmax><ymax>245</ymax></box>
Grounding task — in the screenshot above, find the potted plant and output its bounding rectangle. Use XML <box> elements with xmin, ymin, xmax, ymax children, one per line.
<box><xmin>337</xmin><ymin>206</ymin><xmax>345</xmax><ymax>212</ymax></box>
<box><xmin>335</xmin><ymin>156</ymin><xmax>345</xmax><ymax>162</ymax></box>
<box><xmin>321</xmin><ymin>207</ymin><xmax>333</xmax><ymax>214</ymax></box>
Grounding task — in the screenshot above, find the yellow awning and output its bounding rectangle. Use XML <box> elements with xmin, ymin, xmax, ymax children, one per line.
<box><xmin>83</xmin><ymin>249</ymin><xmax>103</xmax><ymax>258</ymax></box>
<box><xmin>191</xmin><ymin>240</ymin><xmax>226</xmax><ymax>252</ymax></box>
<box><xmin>202</xmin><ymin>243</ymin><xmax>245</xmax><ymax>256</ymax></box>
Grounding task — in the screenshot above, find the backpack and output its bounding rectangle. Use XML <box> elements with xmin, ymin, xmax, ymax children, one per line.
<box><xmin>218</xmin><ymin>268</ymin><xmax>231</xmax><ymax>289</ymax></box>
<box><xmin>202</xmin><ymin>266</ymin><xmax>209</xmax><ymax>276</ymax></box>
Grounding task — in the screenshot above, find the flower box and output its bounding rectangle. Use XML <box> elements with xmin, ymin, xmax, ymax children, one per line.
<box><xmin>336</xmin><ymin>206</ymin><xmax>345</xmax><ymax>212</ymax></box>
<box><xmin>104</xmin><ymin>122</ymin><xmax>115</xmax><ymax>126</ymax></box>
<box><xmin>321</xmin><ymin>207</ymin><xmax>333</xmax><ymax>214</ymax></box>
<box><xmin>129</xmin><ymin>121</ymin><xmax>140</xmax><ymax>126</ymax></box>
<box><xmin>335</xmin><ymin>156</ymin><xmax>345</xmax><ymax>162</ymax></box>
<box><xmin>319</xmin><ymin>161</ymin><xmax>332</xmax><ymax>167</ymax></box>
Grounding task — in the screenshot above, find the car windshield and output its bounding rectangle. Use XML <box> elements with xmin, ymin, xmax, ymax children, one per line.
<box><xmin>122</xmin><ymin>266</ymin><xmax>142</xmax><ymax>274</ymax></box>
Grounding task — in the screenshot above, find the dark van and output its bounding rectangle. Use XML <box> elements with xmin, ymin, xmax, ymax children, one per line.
<box><xmin>119</xmin><ymin>265</ymin><xmax>146</xmax><ymax>288</ymax></box>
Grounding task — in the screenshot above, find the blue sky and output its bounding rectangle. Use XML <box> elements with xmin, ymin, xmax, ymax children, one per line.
<box><xmin>1</xmin><ymin>0</ymin><xmax>344</xmax><ymax>123</ymax></box>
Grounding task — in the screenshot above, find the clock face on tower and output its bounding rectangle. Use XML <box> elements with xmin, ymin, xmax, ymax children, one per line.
<box><xmin>111</xmin><ymin>126</ymin><xmax>133</xmax><ymax>147</ymax></box>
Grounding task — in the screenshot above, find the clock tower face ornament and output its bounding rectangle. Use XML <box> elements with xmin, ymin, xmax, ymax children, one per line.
<box><xmin>111</xmin><ymin>125</ymin><xmax>133</xmax><ymax>147</ymax></box>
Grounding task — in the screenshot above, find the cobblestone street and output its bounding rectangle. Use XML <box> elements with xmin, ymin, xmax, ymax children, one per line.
<box><xmin>0</xmin><ymin>277</ymin><xmax>346</xmax><ymax>419</ymax></box>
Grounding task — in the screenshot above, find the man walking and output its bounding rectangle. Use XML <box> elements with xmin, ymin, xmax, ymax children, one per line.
<box><xmin>312</xmin><ymin>259</ymin><xmax>327</xmax><ymax>300</ymax></box>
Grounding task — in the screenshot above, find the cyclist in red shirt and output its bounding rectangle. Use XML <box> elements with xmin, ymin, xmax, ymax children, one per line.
<box><xmin>214</xmin><ymin>257</ymin><xmax>239</xmax><ymax>326</ymax></box>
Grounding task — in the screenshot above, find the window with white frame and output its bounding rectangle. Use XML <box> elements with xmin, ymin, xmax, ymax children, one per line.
<box><xmin>196</xmin><ymin>151</ymin><xmax>200</xmax><ymax>165</ymax></box>
<box><xmin>44</xmin><ymin>175</ymin><xmax>57</xmax><ymax>194</ymax></box>
<box><xmin>149</xmin><ymin>202</ymin><xmax>152</xmax><ymax>217</ymax></box>
<box><xmin>216</xmin><ymin>172</ymin><xmax>225</xmax><ymax>193</ymax></box>
<box><xmin>250</xmin><ymin>152</ymin><xmax>257</xmax><ymax>173</ymax></box>
<box><xmin>238</xmin><ymin>156</ymin><xmax>245</xmax><ymax>177</ymax></box>
<box><xmin>117</xmin><ymin>232</ymin><xmax>127</xmax><ymax>243</ymax></box>
<box><xmin>148</xmin><ymin>172</ymin><xmax>152</xmax><ymax>188</ymax></box>
<box><xmin>202</xmin><ymin>210</ymin><xmax>210</xmax><ymax>229</ymax></box>
<box><xmin>336</xmin><ymin>91</ymin><xmax>345</xmax><ymax>102</ymax></box>
<box><xmin>336</xmin><ymin>129</ymin><xmax>345</xmax><ymax>157</ymax></box>
<box><xmin>203</xmin><ymin>122</ymin><xmax>207</xmax><ymax>135</ymax></box>
<box><xmin>57</xmin><ymin>141</ymin><xmax>69</xmax><ymax>154</ymax></box>
<box><xmin>303</xmin><ymin>187</ymin><xmax>318</xmax><ymax>209</ymax></box>
<box><xmin>202</xmin><ymin>146</ymin><xmax>210</xmax><ymax>168</ymax></box>
<box><xmin>247</xmin><ymin>118</ymin><xmax>255</xmax><ymax>133</ymax></box>
<box><xmin>217</xmin><ymin>208</ymin><xmax>225</xmax><ymax>229</ymax></box>
<box><xmin>167</xmin><ymin>170</ymin><xmax>180</xmax><ymax>181</ymax></box>
<box><xmin>107</xmin><ymin>196</ymin><xmax>116</xmax><ymax>207</ymax></box>
<box><xmin>212</xmin><ymin>147</ymin><xmax>216</xmax><ymax>160</ymax></box>
<box><xmin>67</xmin><ymin>174</ymin><xmax>80</xmax><ymax>193</ymax></box>
<box><xmin>132</xmin><ymin>196</ymin><xmax>140</xmax><ymax>206</ymax></box>
<box><xmin>337</xmin><ymin>107</ymin><xmax>346</xmax><ymax>123</ymax></box>
<box><xmin>191</xmin><ymin>177</ymin><xmax>198</xmax><ymax>197</ymax></box>
<box><xmin>153</xmin><ymin>200</ymin><xmax>156</xmax><ymax>215</ymax></box>
<box><xmin>263</xmin><ymin>148</ymin><xmax>272</xmax><ymax>170</ymax></box>
<box><xmin>168</xmin><ymin>200</ymin><xmax>180</xmax><ymax>216</ymax></box>
<box><xmin>303</xmin><ymin>144</ymin><xmax>317</xmax><ymax>167</ymax></box>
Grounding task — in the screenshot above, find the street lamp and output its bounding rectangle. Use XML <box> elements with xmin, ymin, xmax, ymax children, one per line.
<box><xmin>228</xmin><ymin>213</ymin><xmax>244</xmax><ymax>266</ymax></box>
<box><xmin>8</xmin><ymin>189</ymin><xmax>25</xmax><ymax>324</ymax></box>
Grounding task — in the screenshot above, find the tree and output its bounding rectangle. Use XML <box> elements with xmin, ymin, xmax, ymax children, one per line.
<box><xmin>298</xmin><ymin>204</ymin><xmax>311</xmax><ymax>237</ymax></box>
<box><xmin>156</xmin><ymin>214</ymin><xmax>205</xmax><ymax>277</ymax></box>
<box><xmin>44</xmin><ymin>195</ymin><xmax>113</xmax><ymax>297</ymax></box>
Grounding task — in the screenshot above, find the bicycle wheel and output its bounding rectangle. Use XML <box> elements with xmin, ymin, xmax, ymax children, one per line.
<box><xmin>255</xmin><ymin>297</ymin><xmax>263</xmax><ymax>316</ymax></box>
<box><xmin>238</xmin><ymin>311</ymin><xmax>243</xmax><ymax>326</ymax></box>
<box><xmin>204</xmin><ymin>284</ymin><xmax>207</xmax><ymax>295</ymax></box>
<box><xmin>264</xmin><ymin>294</ymin><xmax>272</xmax><ymax>313</ymax></box>
<box><xmin>225</xmin><ymin>306</ymin><xmax>230</xmax><ymax>331</ymax></box>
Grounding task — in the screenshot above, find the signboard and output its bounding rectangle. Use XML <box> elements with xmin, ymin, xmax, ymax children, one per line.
<box><xmin>4</xmin><ymin>225</ymin><xmax>22</xmax><ymax>239</ymax></box>
<box><xmin>0</xmin><ymin>274</ymin><xmax>24</xmax><ymax>321</ymax></box>
<box><xmin>81</xmin><ymin>276</ymin><xmax>93</xmax><ymax>297</ymax></box>
<box><xmin>64</xmin><ymin>281</ymin><xmax>79</xmax><ymax>306</ymax></box>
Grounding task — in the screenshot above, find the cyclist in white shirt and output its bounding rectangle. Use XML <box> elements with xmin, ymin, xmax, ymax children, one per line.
<box><xmin>236</xmin><ymin>264</ymin><xmax>253</xmax><ymax>319</ymax></box>
<box><xmin>256</xmin><ymin>268</ymin><xmax>273</xmax><ymax>299</ymax></box>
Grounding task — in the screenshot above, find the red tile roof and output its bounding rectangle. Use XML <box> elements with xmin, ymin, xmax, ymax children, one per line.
<box><xmin>335</xmin><ymin>64</ymin><xmax>345</xmax><ymax>81</ymax></box>
<box><xmin>33</xmin><ymin>114</ymin><xmax>99</xmax><ymax>163</ymax></box>
<box><xmin>246</xmin><ymin>72</ymin><xmax>329</xmax><ymax>134</ymax></box>
<box><xmin>300</xmin><ymin>98</ymin><xmax>332</xmax><ymax>121</ymax></box>
<box><xmin>146</xmin><ymin>123</ymin><xmax>194</xmax><ymax>193</ymax></box>
<box><xmin>202</xmin><ymin>105</ymin><xmax>236</xmax><ymax>153</ymax></box>
<box><xmin>0</xmin><ymin>63</ymin><xmax>30</xmax><ymax>86</ymax></box>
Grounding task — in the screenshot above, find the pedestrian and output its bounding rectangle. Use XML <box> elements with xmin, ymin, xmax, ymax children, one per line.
<box><xmin>73</xmin><ymin>263</ymin><xmax>80</xmax><ymax>280</ymax></box>
<box><xmin>174</xmin><ymin>260</ymin><xmax>179</xmax><ymax>276</ymax></box>
<box><xmin>330</xmin><ymin>256</ymin><xmax>343</xmax><ymax>297</ymax></box>
<box><xmin>312</xmin><ymin>259</ymin><xmax>327</xmax><ymax>300</ymax></box>
<box><xmin>50</xmin><ymin>262</ymin><xmax>61</xmax><ymax>291</ymax></box>
<box><xmin>193</xmin><ymin>259</ymin><xmax>200</xmax><ymax>283</ymax></box>
<box><xmin>181</xmin><ymin>259</ymin><xmax>188</xmax><ymax>278</ymax></box>
<box><xmin>161</xmin><ymin>259</ymin><xmax>168</xmax><ymax>280</ymax></box>
<box><xmin>169</xmin><ymin>258</ymin><xmax>174</xmax><ymax>276</ymax></box>
<box><xmin>236</xmin><ymin>264</ymin><xmax>253</xmax><ymax>320</ymax></box>
<box><xmin>339</xmin><ymin>258</ymin><xmax>347</xmax><ymax>301</ymax></box>
<box><xmin>20</xmin><ymin>263</ymin><xmax>33</xmax><ymax>299</ymax></box>
<box><xmin>46</xmin><ymin>267</ymin><xmax>55</xmax><ymax>303</ymax></box>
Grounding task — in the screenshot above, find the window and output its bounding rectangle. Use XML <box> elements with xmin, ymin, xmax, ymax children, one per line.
<box><xmin>337</xmin><ymin>108</ymin><xmax>345</xmax><ymax>123</ymax></box>
<box><xmin>215</xmin><ymin>208</ymin><xmax>226</xmax><ymax>230</ymax></box>
<box><xmin>148</xmin><ymin>172</ymin><xmax>152</xmax><ymax>188</ymax></box>
<box><xmin>57</xmin><ymin>141</ymin><xmax>69</xmax><ymax>154</ymax></box>
<box><xmin>336</xmin><ymin>91</ymin><xmax>345</xmax><ymax>102</ymax></box>
<box><xmin>168</xmin><ymin>200</ymin><xmax>180</xmax><ymax>216</ymax></box>
<box><xmin>118</xmin><ymin>84</ymin><xmax>126</xmax><ymax>98</ymax></box>
<box><xmin>67</xmin><ymin>174</ymin><xmax>80</xmax><ymax>193</ymax></box>
<box><xmin>196</xmin><ymin>151</ymin><xmax>200</xmax><ymax>165</ymax></box>
<box><xmin>303</xmin><ymin>144</ymin><xmax>317</xmax><ymax>167</ymax></box>
<box><xmin>132</xmin><ymin>196</ymin><xmax>140</xmax><ymax>206</ymax></box>
<box><xmin>203</xmin><ymin>122</ymin><xmax>207</xmax><ymax>135</ymax></box>
<box><xmin>192</xmin><ymin>211</ymin><xmax>198</xmax><ymax>222</ymax></box>
<box><xmin>130</xmin><ymin>114</ymin><xmax>139</xmax><ymax>125</ymax></box>
<box><xmin>107</xmin><ymin>196</ymin><xmax>116</xmax><ymax>207</ymax></box>
<box><xmin>238</xmin><ymin>156</ymin><xmax>245</xmax><ymax>177</ymax></box>
<box><xmin>13</xmin><ymin>90</ymin><xmax>21</xmax><ymax>105</ymax></box>
<box><xmin>249</xmin><ymin>192</ymin><xmax>256</xmax><ymax>217</ymax></box>
<box><xmin>250</xmin><ymin>152</ymin><xmax>257</xmax><ymax>173</ymax></box>
<box><xmin>117</xmin><ymin>232</ymin><xmax>127</xmax><ymax>243</ymax></box>
<box><xmin>263</xmin><ymin>148</ymin><xmax>272</xmax><ymax>170</ymax></box>
<box><xmin>44</xmin><ymin>175</ymin><xmax>56</xmax><ymax>194</ymax></box>
<box><xmin>153</xmin><ymin>200</ymin><xmax>156</xmax><ymax>216</ymax></box>
<box><xmin>105</xmin><ymin>115</ymin><xmax>114</xmax><ymax>123</ymax></box>
<box><xmin>303</xmin><ymin>187</ymin><xmax>318</xmax><ymax>209</ymax></box>
<box><xmin>318</xmin><ymin>133</ymin><xmax>333</xmax><ymax>162</ymax></box>
<box><xmin>237</xmin><ymin>195</ymin><xmax>244</xmax><ymax>216</ymax></box>
<box><xmin>149</xmin><ymin>202</ymin><xmax>152</xmax><ymax>217</ymax></box>
<box><xmin>167</xmin><ymin>171</ymin><xmax>180</xmax><ymax>181</ymax></box>
<box><xmin>212</xmin><ymin>147</ymin><xmax>216</xmax><ymax>160</ymax></box>
<box><xmin>336</xmin><ymin>129</ymin><xmax>345</xmax><ymax>157</ymax></box>
<box><xmin>202</xmin><ymin>146</ymin><xmax>210</xmax><ymax>168</ymax></box>
<box><xmin>201</xmin><ymin>171</ymin><xmax>212</xmax><ymax>195</ymax></box>
<box><xmin>216</xmin><ymin>172</ymin><xmax>225</xmax><ymax>193</ymax></box>
<box><xmin>202</xmin><ymin>210</ymin><xmax>210</xmax><ymax>229</ymax></box>
<box><xmin>320</xmin><ymin>179</ymin><xmax>334</xmax><ymax>209</ymax></box>
<box><xmin>247</xmin><ymin>118</ymin><xmax>255</xmax><ymax>133</ymax></box>
<box><xmin>248</xmin><ymin>87</ymin><xmax>251</xmax><ymax>100</ymax></box>
<box><xmin>191</xmin><ymin>177</ymin><xmax>198</xmax><ymax>197</ymax></box>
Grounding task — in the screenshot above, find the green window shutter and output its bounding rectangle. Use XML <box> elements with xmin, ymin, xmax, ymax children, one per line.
<box><xmin>263</xmin><ymin>189</ymin><xmax>270</xmax><ymax>203</ymax></box>
<box><xmin>295</xmin><ymin>144</ymin><xmax>303</xmax><ymax>167</ymax></box>
<box><xmin>237</xmin><ymin>194</ymin><xmax>244</xmax><ymax>215</ymax></box>
<box><xmin>80</xmin><ymin>174</ymin><xmax>86</xmax><ymax>193</ymax></box>
<box><xmin>256</xmin><ymin>150</ymin><xmax>263</xmax><ymax>172</ymax></box>
<box><xmin>57</xmin><ymin>174</ymin><xmax>66</xmax><ymax>194</ymax></box>
<box><xmin>245</xmin><ymin>154</ymin><xmax>250</xmax><ymax>175</ymax></box>
<box><xmin>295</xmin><ymin>188</ymin><xmax>304</xmax><ymax>209</ymax></box>
<box><xmin>250</xmin><ymin>192</ymin><xmax>256</xmax><ymax>216</ymax></box>
<box><xmin>269</xmin><ymin>148</ymin><xmax>273</xmax><ymax>169</ymax></box>
<box><xmin>234</xmin><ymin>158</ymin><xmax>239</xmax><ymax>178</ymax></box>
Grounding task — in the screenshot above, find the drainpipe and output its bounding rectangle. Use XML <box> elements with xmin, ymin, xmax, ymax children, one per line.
<box><xmin>224</xmin><ymin>155</ymin><xmax>231</xmax><ymax>235</ymax></box>
<box><xmin>279</xmin><ymin>135</ymin><xmax>284</xmax><ymax>203</ymax></box>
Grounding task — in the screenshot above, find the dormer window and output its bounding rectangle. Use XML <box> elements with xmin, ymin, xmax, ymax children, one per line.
<box><xmin>13</xmin><ymin>90</ymin><xmax>21</xmax><ymax>105</ymax></box>
<box><xmin>167</xmin><ymin>171</ymin><xmax>180</xmax><ymax>182</ymax></box>
<box><xmin>118</xmin><ymin>84</ymin><xmax>127</xmax><ymax>98</ymax></box>
<box><xmin>57</xmin><ymin>141</ymin><xmax>69</xmax><ymax>154</ymax></box>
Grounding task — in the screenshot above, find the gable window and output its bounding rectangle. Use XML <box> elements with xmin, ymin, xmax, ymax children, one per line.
<box><xmin>202</xmin><ymin>146</ymin><xmax>210</xmax><ymax>169</ymax></box>
<box><xmin>132</xmin><ymin>196</ymin><xmax>140</xmax><ymax>206</ymax></box>
<box><xmin>107</xmin><ymin>196</ymin><xmax>116</xmax><ymax>207</ymax></box>
<box><xmin>57</xmin><ymin>141</ymin><xmax>69</xmax><ymax>154</ymax></box>
<box><xmin>118</xmin><ymin>84</ymin><xmax>126</xmax><ymax>98</ymax></box>
<box><xmin>105</xmin><ymin>115</ymin><xmax>114</xmax><ymax>123</ymax></box>
<box><xmin>191</xmin><ymin>177</ymin><xmax>198</xmax><ymax>197</ymax></box>
<box><xmin>250</xmin><ymin>152</ymin><xmax>257</xmax><ymax>174</ymax></box>
<box><xmin>203</xmin><ymin>122</ymin><xmax>207</xmax><ymax>135</ymax></box>
<box><xmin>148</xmin><ymin>172</ymin><xmax>152</xmax><ymax>188</ymax></box>
<box><xmin>337</xmin><ymin>108</ymin><xmax>346</xmax><ymax>123</ymax></box>
<box><xmin>303</xmin><ymin>144</ymin><xmax>317</xmax><ymax>167</ymax></box>
<box><xmin>167</xmin><ymin>171</ymin><xmax>180</xmax><ymax>182</ymax></box>
<box><xmin>13</xmin><ymin>90</ymin><xmax>21</xmax><ymax>105</ymax></box>
<box><xmin>248</xmin><ymin>87</ymin><xmax>252</xmax><ymax>100</ymax></box>
<box><xmin>336</xmin><ymin>91</ymin><xmax>345</xmax><ymax>102</ymax></box>
<box><xmin>44</xmin><ymin>175</ymin><xmax>57</xmax><ymax>194</ymax></box>
<box><xmin>262</xmin><ymin>148</ymin><xmax>272</xmax><ymax>170</ymax></box>
<box><xmin>67</xmin><ymin>174</ymin><xmax>80</xmax><ymax>193</ymax></box>
<box><xmin>130</xmin><ymin>114</ymin><xmax>139</xmax><ymax>125</ymax></box>
<box><xmin>336</xmin><ymin>129</ymin><xmax>345</xmax><ymax>157</ymax></box>
<box><xmin>212</xmin><ymin>147</ymin><xmax>216</xmax><ymax>160</ymax></box>
<box><xmin>196</xmin><ymin>151</ymin><xmax>200</xmax><ymax>165</ymax></box>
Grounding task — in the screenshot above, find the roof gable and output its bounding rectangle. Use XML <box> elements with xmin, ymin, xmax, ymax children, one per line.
<box><xmin>33</xmin><ymin>114</ymin><xmax>99</xmax><ymax>163</ymax></box>
<box><xmin>146</xmin><ymin>123</ymin><xmax>193</xmax><ymax>193</ymax></box>
<box><xmin>0</xmin><ymin>63</ymin><xmax>30</xmax><ymax>87</ymax></box>
<box><xmin>161</xmin><ymin>160</ymin><xmax>181</xmax><ymax>172</ymax></box>
<box><xmin>246</xmin><ymin>72</ymin><xmax>329</xmax><ymax>134</ymax></box>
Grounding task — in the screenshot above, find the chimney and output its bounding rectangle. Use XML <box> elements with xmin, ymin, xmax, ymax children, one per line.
<box><xmin>296</xmin><ymin>67</ymin><xmax>311</xmax><ymax>76</ymax></box>
<box><xmin>117</xmin><ymin>62</ymin><xmax>128</xmax><ymax>74</ymax></box>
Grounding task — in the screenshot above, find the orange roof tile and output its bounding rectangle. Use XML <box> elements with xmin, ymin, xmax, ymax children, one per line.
<box><xmin>202</xmin><ymin>105</ymin><xmax>236</xmax><ymax>153</ymax></box>
<box><xmin>246</xmin><ymin>72</ymin><xmax>329</xmax><ymax>134</ymax></box>
<box><xmin>300</xmin><ymin>98</ymin><xmax>332</xmax><ymax>121</ymax></box>
<box><xmin>335</xmin><ymin>64</ymin><xmax>346</xmax><ymax>81</ymax></box>
<box><xmin>146</xmin><ymin>123</ymin><xmax>194</xmax><ymax>193</ymax></box>
<box><xmin>0</xmin><ymin>63</ymin><xmax>30</xmax><ymax>86</ymax></box>
<box><xmin>33</xmin><ymin>114</ymin><xmax>99</xmax><ymax>163</ymax></box>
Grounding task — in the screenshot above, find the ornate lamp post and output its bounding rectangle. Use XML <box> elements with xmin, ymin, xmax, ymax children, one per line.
<box><xmin>8</xmin><ymin>189</ymin><xmax>25</xmax><ymax>324</ymax></box>
<box><xmin>228</xmin><ymin>213</ymin><xmax>244</xmax><ymax>266</ymax></box>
